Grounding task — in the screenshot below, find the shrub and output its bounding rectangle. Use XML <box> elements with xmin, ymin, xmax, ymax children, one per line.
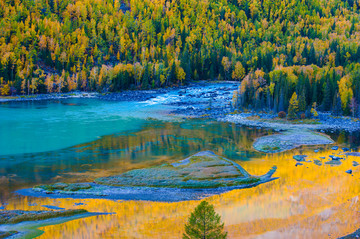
<box><xmin>278</xmin><ymin>111</ymin><xmax>286</xmax><ymax>118</ymax></box>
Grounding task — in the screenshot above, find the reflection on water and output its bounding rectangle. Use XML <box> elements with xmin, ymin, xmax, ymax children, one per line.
<box><xmin>0</xmin><ymin>120</ymin><xmax>269</xmax><ymax>201</ymax></box>
<box><xmin>3</xmin><ymin>146</ymin><xmax>360</xmax><ymax>238</ymax></box>
<box><xmin>1</xmin><ymin>114</ymin><xmax>360</xmax><ymax>238</ymax></box>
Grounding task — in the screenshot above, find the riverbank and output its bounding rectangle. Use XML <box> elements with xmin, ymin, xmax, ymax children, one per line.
<box><xmin>221</xmin><ymin>113</ymin><xmax>360</xmax><ymax>133</ymax></box>
<box><xmin>2</xmin><ymin>82</ymin><xmax>360</xmax><ymax>134</ymax></box>
<box><xmin>0</xmin><ymin>82</ymin><xmax>195</xmax><ymax>103</ymax></box>
<box><xmin>0</xmin><ymin>87</ymin><xmax>175</xmax><ymax>103</ymax></box>
<box><xmin>0</xmin><ymin>209</ymin><xmax>98</xmax><ymax>239</ymax></box>
<box><xmin>168</xmin><ymin>85</ymin><xmax>360</xmax><ymax>132</ymax></box>
<box><xmin>0</xmin><ymin>92</ymin><xmax>98</xmax><ymax>102</ymax></box>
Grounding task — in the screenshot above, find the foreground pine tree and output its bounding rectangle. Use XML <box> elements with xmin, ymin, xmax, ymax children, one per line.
<box><xmin>183</xmin><ymin>201</ymin><xmax>227</xmax><ymax>239</ymax></box>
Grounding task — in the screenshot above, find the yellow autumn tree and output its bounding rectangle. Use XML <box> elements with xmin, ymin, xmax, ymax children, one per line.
<box><xmin>221</xmin><ymin>57</ymin><xmax>231</xmax><ymax>80</ymax></box>
<box><xmin>232</xmin><ymin>61</ymin><xmax>245</xmax><ymax>81</ymax></box>
<box><xmin>338</xmin><ymin>75</ymin><xmax>353</xmax><ymax>111</ymax></box>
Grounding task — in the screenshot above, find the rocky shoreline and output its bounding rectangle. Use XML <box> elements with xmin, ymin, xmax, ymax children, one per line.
<box><xmin>0</xmin><ymin>88</ymin><xmax>173</xmax><ymax>103</ymax></box>
<box><xmin>3</xmin><ymin>82</ymin><xmax>359</xmax><ymax>133</ymax></box>
<box><xmin>0</xmin><ymin>92</ymin><xmax>98</xmax><ymax>102</ymax></box>
<box><xmin>145</xmin><ymin>82</ymin><xmax>360</xmax><ymax>133</ymax></box>
<box><xmin>221</xmin><ymin>113</ymin><xmax>360</xmax><ymax>133</ymax></box>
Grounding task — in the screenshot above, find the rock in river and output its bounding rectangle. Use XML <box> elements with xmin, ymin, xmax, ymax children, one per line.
<box><xmin>329</xmin><ymin>155</ymin><xmax>342</xmax><ymax>161</ymax></box>
<box><xmin>293</xmin><ymin>155</ymin><xmax>307</xmax><ymax>162</ymax></box>
<box><xmin>346</xmin><ymin>152</ymin><xmax>360</xmax><ymax>157</ymax></box>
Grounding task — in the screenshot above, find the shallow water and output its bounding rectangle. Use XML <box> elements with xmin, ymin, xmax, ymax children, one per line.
<box><xmin>1</xmin><ymin>84</ymin><xmax>360</xmax><ymax>238</ymax></box>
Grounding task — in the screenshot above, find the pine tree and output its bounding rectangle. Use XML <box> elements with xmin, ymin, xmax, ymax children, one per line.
<box><xmin>167</xmin><ymin>62</ymin><xmax>176</xmax><ymax>85</ymax></box>
<box><xmin>323</xmin><ymin>80</ymin><xmax>332</xmax><ymax>111</ymax></box>
<box><xmin>298</xmin><ymin>90</ymin><xmax>306</xmax><ymax>112</ymax></box>
<box><xmin>278</xmin><ymin>89</ymin><xmax>285</xmax><ymax>112</ymax></box>
<box><xmin>287</xmin><ymin>92</ymin><xmax>299</xmax><ymax>120</ymax></box>
<box><xmin>332</xmin><ymin>92</ymin><xmax>343</xmax><ymax>116</ymax></box>
<box><xmin>183</xmin><ymin>201</ymin><xmax>227</xmax><ymax>239</ymax></box>
<box><xmin>142</xmin><ymin>63</ymin><xmax>150</xmax><ymax>89</ymax></box>
<box><xmin>309</xmin><ymin>43</ymin><xmax>316</xmax><ymax>65</ymax></box>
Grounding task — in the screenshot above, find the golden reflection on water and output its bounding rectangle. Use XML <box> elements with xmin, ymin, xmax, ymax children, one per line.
<box><xmin>5</xmin><ymin>146</ymin><xmax>360</xmax><ymax>238</ymax></box>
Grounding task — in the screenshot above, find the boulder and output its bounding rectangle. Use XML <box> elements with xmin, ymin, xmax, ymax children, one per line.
<box><xmin>345</xmin><ymin>169</ymin><xmax>353</xmax><ymax>174</ymax></box>
<box><xmin>329</xmin><ymin>155</ymin><xmax>342</xmax><ymax>161</ymax></box>
<box><xmin>293</xmin><ymin>155</ymin><xmax>308</xmax><ymax>162</ymax></box>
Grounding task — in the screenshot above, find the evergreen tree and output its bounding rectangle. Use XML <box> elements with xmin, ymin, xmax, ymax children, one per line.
<box><xmin>167</xmin><ymin>62</ymin><xmax>176</xmax><ymax>85</ymax></box>
<box><xmin>298</xmin><ymin>90</ymin><xmax>306</xmax><ymax>112</ymax></box>
<box><xmin>309</xmin><ymin>43</ymin><xmax>316</xmax><ymax>65</ymax></box>
<box><xmin>142</xmin><ymin>63</ymin><xmax>150</xmax><ymax>89</ymax></box>
<box><xmin>267</xmin><ymin>88</ymin><xmax>272</xmax><ymax>110</ymax></box>
<box><xmin>288</xmin><ymin>92</ymin><xmax>299</xmax><ymax>120</ymax></box>
<box><xmin>278</xmin><ymin>89</ymin><xmax>285</xmax><ymax>112</ymax></box>
<box><xmin>332</xmin><ymin>93</ymin><xmax>343</xmax><ymax>116</ymax></box>
<box><xmin>183</xmin><ymin>201</ymin><xmax>227</xmax><ymax>239</ymax></box>
<box><xmin>323</xmin><ymin>80</ymin><xmax>332</xmax><ymax>111</ymax></box>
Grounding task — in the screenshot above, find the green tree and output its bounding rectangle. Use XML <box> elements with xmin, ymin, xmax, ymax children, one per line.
<box><xmin>332</xmin><ymin>92</ymin><xmax>343</xmax><ymax>116</ymax></box>
<box><xmin>298</xmin><ymin>90</ymin><xmax>306</xmax><ymax>112</ymax></box>
<box><xmin>183</xmin><ymin>201</ymin><xmax>227</xmax><ymax>239</ymax></box>
<box><xmin>323</xmin><ymin>80</ymin><xmax>332</xmax><ymax>111</ymax></box>
<box><xmin>287</xmin><ymin>92</ymin><xmax>299</xmax><ymax>120</ymax></box>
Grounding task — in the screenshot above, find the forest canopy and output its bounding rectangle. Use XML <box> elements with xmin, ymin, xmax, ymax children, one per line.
<box><xmin>1</xmin><ymin>0</ymin><xmax>360</xmax><ymax>115</ymax></box>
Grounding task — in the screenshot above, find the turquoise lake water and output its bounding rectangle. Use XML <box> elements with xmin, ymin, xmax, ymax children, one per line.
<box><xmin>0</xmin><ymin>83</ymin><xmax>247</xmax><ymax>199</ymax></box>
<box><xmin>0</xmin><ymin>98</ymin><xmax>173</xmax><ymax>156</ymax></box>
